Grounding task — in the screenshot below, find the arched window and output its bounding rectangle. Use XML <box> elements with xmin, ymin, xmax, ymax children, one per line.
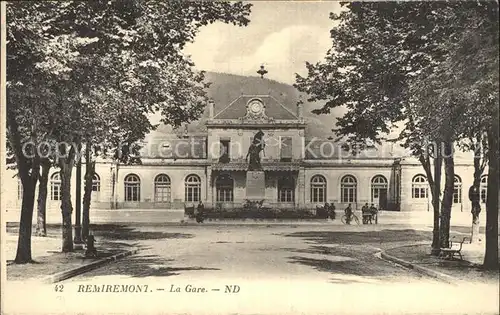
<box><xmin>154</xmin><ymin>174</ymin><xmax>171</xmax><ymax>202</ymax></box>
<box><xmin>412</xmin><ymin>174</ymin><xmax>428</xmax><ymax>199</ymax></box>
<box><xmin>216</xmin><ymin>174</ymin><xmax>233</xmax><ymax>202</ymax></box>
<box><xmin>453</xmin><ymin>175</ymin><xmax>462</xmax><ymax>204</ymax></box>
<box><xmin>124</xmin><ymin>174</ymin><xmax>140</xmax><ymax>202</ymax></box>
<box><xmin>50</xmin><ymin>172</ymin><xmax>61</xmax><ymax>201</ymax></box>
<box><xmin>310</xmin><ymin>175</ymin><xmax>327</xmax><ymax>203</ymax></box>
<box><xmin>480</xmin><ymin>175</ymin><xmax>488</xmax><ymax>203</ymax></box>
<box><xmin>278</xmin><ymin>176</ymin><xmax>295</xmax><ymax>203</ymax></box>
<box><xmin>185</xmin><ymin>174</ymin><xmax>201</xmax><ymax>202</ymax></box>
<box><xmin>92</xmin><ymin>173</ymin><xmax>101</xmax><ymax>192</ymax></box>
<box><xmin>371</xmin><ymin>175</ymin><xmax>388</xmax><ymax>203</ymax></box>
<box><xmin>341</xmin><ymin>175</ymin><xmax>357</xmax><ymax>203</ymax></box>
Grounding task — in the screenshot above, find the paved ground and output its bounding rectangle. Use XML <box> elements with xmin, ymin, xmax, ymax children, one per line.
<box><xmin>3</xmin><ymin>207</ymin><xmax>489</xmax><ymax>226</ymax></box>
<box><xmin>5</xmin><ymin>223</ymin><xmax>498</xmax><ymax>315</ymax></box>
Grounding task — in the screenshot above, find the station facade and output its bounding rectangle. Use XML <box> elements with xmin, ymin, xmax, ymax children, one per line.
<box><xmin>3</xmin><ymin>83</ymin><xmax>487</xmax><ymax>214</ymax></box>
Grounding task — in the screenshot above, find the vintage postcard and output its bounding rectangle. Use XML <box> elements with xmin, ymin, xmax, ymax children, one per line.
<box><xmin>1</xmin><ymin>1</ymin><xmax>499</xmax><ymax>314</ymax></box>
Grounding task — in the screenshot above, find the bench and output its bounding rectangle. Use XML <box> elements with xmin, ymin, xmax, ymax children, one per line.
<box><xmin>439</xmin><ymin>236</ymin><xmax>470</xmax><ymax>260</ymax></box>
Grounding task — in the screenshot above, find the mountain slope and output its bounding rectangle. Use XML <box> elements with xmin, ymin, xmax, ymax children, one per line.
<box><xmin>148</xmin><ymin>72</ymin><xmax>344</xmax><ymax>140</ymax></box>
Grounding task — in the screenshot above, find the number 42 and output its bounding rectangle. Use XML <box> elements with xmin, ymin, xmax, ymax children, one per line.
<box><xmin>54</xmin><ymin>284</ymin><xmax>64</xmax><ymax>292</ymax></box>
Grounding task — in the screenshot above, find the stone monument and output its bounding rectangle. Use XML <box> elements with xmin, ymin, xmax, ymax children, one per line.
<box><xmin>245</xmin><ymin>130</ymin><xmax>265</xmax><ymax>201</ymax></box>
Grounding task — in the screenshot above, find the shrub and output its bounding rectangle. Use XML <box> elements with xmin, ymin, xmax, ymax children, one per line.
<box><xmin>194</xmin><ymin>206</ymin><xmax>329</xmax><ymax>220</ymax></box>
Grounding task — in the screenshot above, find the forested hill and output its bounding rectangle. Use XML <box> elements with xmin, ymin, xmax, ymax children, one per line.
<box><xmin>148</xmin><ymin>71</ymin><xmax>344</xmax><ymax>139</ymax></box>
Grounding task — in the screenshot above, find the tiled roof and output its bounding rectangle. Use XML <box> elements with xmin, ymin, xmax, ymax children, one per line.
<box><xmin>214</xmin><ymin>95</ymin><xmax>298</xmax><ymax>120</ymax></box>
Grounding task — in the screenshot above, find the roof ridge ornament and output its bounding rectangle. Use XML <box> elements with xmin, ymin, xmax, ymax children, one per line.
<box><xmin>257</xmin><ymin>64</ymin><xmax>268</xmax><ymax>79</ymax></box>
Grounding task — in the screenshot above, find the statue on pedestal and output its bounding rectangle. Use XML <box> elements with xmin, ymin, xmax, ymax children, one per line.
<box><xmin>246</xmin><ymin>130</ymin><xmax>265</xmax><ymax>171</ymax></box>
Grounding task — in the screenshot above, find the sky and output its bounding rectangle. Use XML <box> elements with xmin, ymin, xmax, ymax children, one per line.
<box><xmin>183</xmin><ymin>1</ymin><xmax>342</xmax><ymax>85</ymax></box>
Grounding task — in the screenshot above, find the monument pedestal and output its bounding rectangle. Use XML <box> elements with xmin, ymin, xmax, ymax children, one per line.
<box><xmin>246</xmin><ymin>171</ymin><xmax>265</xmax><ymax>201</ymax></box>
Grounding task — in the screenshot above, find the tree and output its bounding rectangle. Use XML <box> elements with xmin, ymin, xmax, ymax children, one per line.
<box><xmin>412</xmin><ymin>2</ymin><xmax>498</xmax><ymax>267</ymax></box>
<box><xmin>435</xmin><ymin>2</ymin><xmax>498</xmax><ymax>268</ymax></box>
<box><xmin>35</xmin><ymin>158</ymin><xmax>52</xmax><ymax>237</ymax></box>
<box><xmin>7</xmin><ymin>1</ymin><xmax>74</xmax><ymax>262</ymax></box>
<box><xmin>294</xmin><ymin>1</ymin><xmax>456</xmax><ymax>254</ymax></box>
<box><xmin>459</xmin><ymin>134</ymin><xmax>487</xmax><ymax>243</ymax></box>
<box><xmin>7</xmin><ymin>1</ymin><xmax>252</xmax><ymax>257</ymax></box>
<box><xmin>55</xmin><ymin>0</ymin><xmax>252</xmax><ymax>241</ymax></box>
<box><xmin>454</xmin><ymin>6</ymin><xmax>498</xmax><ymax>269</ymax></box>
<box><xmin>295</xmin><ymin>1</ymin><xmax>498</xmax><ymax>258</ymax></box>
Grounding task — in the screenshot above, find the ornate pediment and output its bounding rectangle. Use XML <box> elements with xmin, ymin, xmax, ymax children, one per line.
<box><xmin>206</xmin><ymin>95</ymin><xmax>306</xmax><ymax>127</ymax></box>
<box><xmin>240</xmin><ymin>98</ymin><xmax>275</xmax><ymax>123</ymax></box>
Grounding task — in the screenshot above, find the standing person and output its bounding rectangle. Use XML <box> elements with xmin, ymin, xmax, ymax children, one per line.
<box><xmin>329</xmin><ymin>203</ymin><xmax>336</xmax><ymax>220</ymax></box>
<box><xmin>344</xmin><ymin>203</ymin><xmax>352</xmax><ymax>224</ymax></box>
<box><xmin>369</xmin><ymin>203</ymin><xmax>378</xmax><ymax>224</ymax></box>
<box><xmin>361</xmin><ymin>203</ymin><xmax>370</xmax><ymax>224</ymax></box>
<box><xmin>324</xmin><ymin>202</ymin><xmax>330</xmax><ymax>219</ymax></box>
<box><xmin>196</xmin><ymin>201</ymin><xmax>205</xmax><ymax>223</ymax></box>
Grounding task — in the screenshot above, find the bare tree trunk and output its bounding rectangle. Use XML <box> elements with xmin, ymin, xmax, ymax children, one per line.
<box><xmin>470</xmin><ymin>193</ymin><xmax>481</xmax><ymax>243</ymax></box>
<box><xmin>440</xmin><ymin>140</ymin><xmax>454</xmax><ymax>249</ymax></box>
<box><xmin>483</xmin><ymin>126</ymin><xmax>499</xmax><ymax>269</ymax></box>
<box><xmin>432</xmin><ymin>150</ymin><xmax>442</xmax><ymax>255</ymax></box>
<box><xmin>14</xmin><ymin>170</ymin><xmax>39</xmax><ymax>263</ymax></box>
<box><xmin>8</xmin><ymin>113</ymin><xmax>41</xmax><ymax>263</ymax></box>
<box><xmin>36</xmin><ymin>160</ymin><xmax>50</xmax><ymax>237</ymax></box>
<box><xmin>418</xmin><ymin>152</ymin><xmax>441</xmax><ymax>255</ymax></box>
<box><xmin>59</xmin><ymin>151</ymin><xmax>75</xmax><ymax>252</ymax></box>
<box><xmin>82</xmin><ymin>143</ymin><xmax>95</xmax><ymax>241</ymax></box>
<box><xmin>74</xmin><ymin>153</ymin><xmax>83</xmax><ymax>245</ymax></box>
<box><xmin>468</xmin><ymin>135</ymin><xmax>486</xmax><ymax>243</ymax></box>
<box><xmin>470</xmin><ymin>159</ymin><xmax>482</xmax><ymax>243</ymax></box>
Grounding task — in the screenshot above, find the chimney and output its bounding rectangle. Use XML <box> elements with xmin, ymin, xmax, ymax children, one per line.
<box><xmin>208</xmin><ymin>99</ymin><xmax>215</xmax><ymax>118</ymax></box>
<box><xmin>183</xmin><ymin>124</ymin><xmax>189</xmax><ymax>138</ymax></box>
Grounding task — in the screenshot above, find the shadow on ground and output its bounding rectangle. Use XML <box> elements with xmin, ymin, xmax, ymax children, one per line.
<box><xmin>89</xmin><ymin>224</ymin><xmax>194</xmax><ymax>241</ymax></box>
<box><xmin>6</xmin><ymin>223</ymin><xmax>194</xmax><ymax>241</ymax></box>
<box><xmin>286</xmin><ymin>244</ymin><xmax>411</xmax><ymax>281</ymax></box>
<box><xmin>289</xmin><ymin>255</ymin><xmax>387</xmax><ymax>277</ymax></box>
<box><xmin>386</xmin><ymin>244</ymin><xmax>500</xmax><ymax>284</ymax></box>
<box><xmin>7</xmin><ymin>248</ymin><xmax>125</xmax><ymax>280</ymax></box>
<box><xmin>283</xmin><ymin>229</ymin><xmax>434</xmax><ymax>282</ymax></box>
<box><xmin>285</xmin><ymin>229</ymin><xmax>432</xmax><ymax>245</ymax></box>
<box><xmin>76</xmin><ymin>254</ymin><xmax>220</xmax><ymax>278</ymax></box>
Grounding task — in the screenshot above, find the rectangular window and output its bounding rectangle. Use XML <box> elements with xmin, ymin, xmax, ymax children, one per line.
<box><xmin>341</xmin><ymin>187</ymin><xmax>356</xmax><ymax>203</ymax></box>
<box><xmin>125</xmin><ymin>185</ymin><xmax>140</xmax><ymax>201</ymax></box>
<box><xmin>219</xmin><ymin>140</ymin><xmax>230</xmax><ymax>163</ymax></box>
<box><xmin>155</xmin><ymin>186</ymin><xmax>171</xmax><ymax>202</ymax></box>
<box><xmin>278</xmin><ymin>188</ymin><xmax>294</xmax><ymax>202</ymax></box>
<box><xmin>216</xmin><ymin>188</ymin><xmax>233</xmax><ymax>202</ymax></box>
<box><xmin>186</xmin><ymin>186</ymin><xmax>200</xmax><ymax>202</ymax></box>
<box><xmin>453</xmin><ymin>188</ymin><xmax>461</xmax><ymax>204</ymax></box>
<box><xmin>280</xmin><ymin>137</ymin><xmax>293</xmax><ymax>161</ymax></box>
<box><xmin>311</xmin><ymin>187</ymin><xmax>325</xmax><ymax>203</ymax></box>
<box><xmin>51</xmin><ymin>185</ymin><xmax>61</xmax><ymax>201</ymax></box>
<box><xmin>480</xmin><ymin>189</ymin><xmax>487</xmax><ymax>203</ymax></box>
<box><xmin>412</xmin><ymin>187</ymin><xmax>428</xmax><ymax>199</ymax></box>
